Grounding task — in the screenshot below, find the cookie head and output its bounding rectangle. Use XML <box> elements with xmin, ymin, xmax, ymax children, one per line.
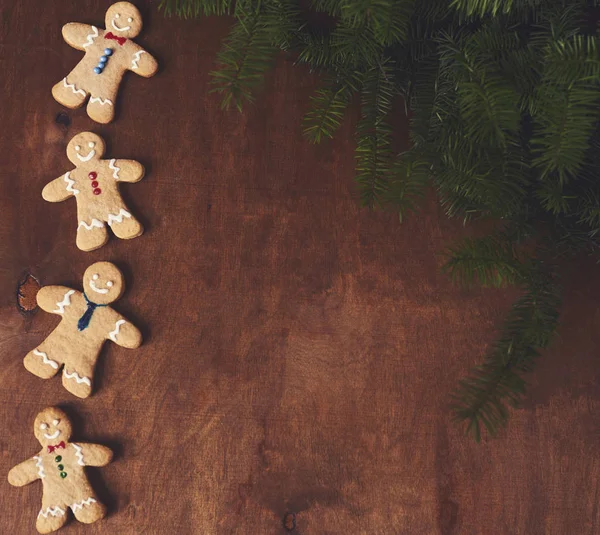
<box><xmin>34</xmin><ymin>407</ymin><xmax>72</xmax><ymax>446</ymax></box>
<box><xmin>67</xmin><ymin>132</ymin><xmax>105</xmax><ymax>165</ymax></box>
<box><xmin>106</xmin><ymin>2</ymin><xmax>142</xmax><ymax>39</ymax></box>
<box><xmin>83</xmin><ymin>262</ymin><xmax>124</xmax><ymax>305</ymax></box>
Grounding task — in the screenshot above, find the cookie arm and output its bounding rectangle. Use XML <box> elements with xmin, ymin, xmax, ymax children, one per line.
<box><xmin>37</xmin><ymin>285</ymin><xmax>79</xmax><ymax>314</ymax></box>
<box><xmin>109</xmin><ymin>159</ymin><xmax>145</xmax><ymax>183</ymax></box>
<box><xmin>129</xmin><ymin>48</ymin><xmax>158</xmax><ymax>78</ymax></box>
<box><xmin>42</xmin><ymin>172</ymin><xmax>77</xmax><ymax>202</ymax></box>
<box><xmin>62</xmin><ymin>23</ymin><xmax>99</xmax><ymax>51</ymax></box>
<box><xmin>75</xmin><ymin>443</ymin><xmax>113</xmax><ymax>467</ymax></box>
<box><xmin>107</xmin><ymin>315</ymin><xmax>142</xmax><ymax>348</ymax></box>
<box><xmin>8</xmin><ymin>457</ymin><xmax>41</xmax><ymax>487</ymax></box>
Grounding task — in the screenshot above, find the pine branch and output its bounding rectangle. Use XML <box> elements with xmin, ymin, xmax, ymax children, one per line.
<box><xmin>210</xmin><ymin>10</ymin><xmax>279</xmax><ymax>111</ymax></box>
<box><xmin>355</xmin><ymin>61</ymin><xmax>395</xmax><ymax>207</ymax></box>
<box><xmin>385</xmin><ymin>151</ymin><xmax>430</xmax><ymax>222</ymax></box>
<box><xmin>451</xmin><ymin>260</ymin><xmax>561</xmax><ymax>441</ymax></box>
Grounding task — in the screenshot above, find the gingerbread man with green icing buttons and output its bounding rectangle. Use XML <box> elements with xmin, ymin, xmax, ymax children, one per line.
<box><xmin>42</xmin><ymin>131</ymin><xmax>145</xmax><ymax>252</ymax></box>
<box><xmin>8</xmin><ymin>407</ymin><xmax>113</xmax><ymax>534</ymax></box>
<box><xmin>51</xmin><ymin>1</ymin><xmax>158</xmax><ymax>124</ymax></box>
<box><xmin>23</xmin><ymin>261</ymin><xmax>142</xmax><ymax>398</ymax></box>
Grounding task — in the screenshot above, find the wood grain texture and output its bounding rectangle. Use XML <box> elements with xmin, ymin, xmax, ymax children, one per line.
<box><xmin>1</xmin><ymin>1</ymin><xmax>600</xmax><ymax>534</ymax></box>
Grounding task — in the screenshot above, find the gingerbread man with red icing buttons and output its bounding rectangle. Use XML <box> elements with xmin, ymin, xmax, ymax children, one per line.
<box><xmin>23</xmin><ymin>261</ymin><xmax>142</xmax><ymax>399</ymax></box>
<box><xmin>8</xmin><ymin>407</ymin><xmax>113</xmax><ymax>534</ymax></box>
<box><xmin>51</xmin><ymin>1</ymin><xmax>158</xmax><ymax>124</ymax></box>
<box><xmin>42</xmin><ymin>131</ymin><xmax>145</xmax><ymax>252</ymax></box>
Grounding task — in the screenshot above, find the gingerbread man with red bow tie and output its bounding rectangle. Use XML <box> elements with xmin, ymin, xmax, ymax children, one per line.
<box><xmin>51</xmin><ymin>1</ymin><xmax>158</xmax><ymax>123</ymax></box>
<box><xmin>8</xmin><ymin>407</ymin><xmax>113</xmax><ymax>534</ymax></box>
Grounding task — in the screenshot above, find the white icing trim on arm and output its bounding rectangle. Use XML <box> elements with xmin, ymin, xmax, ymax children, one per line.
<box><xmin>107</xmin><ymin>209</ymin><xmax>131</xmax><ymax>226</ymax></box>
<box><xmin>131</xmin><ymin>50</ymin><xmax>146</xmax><ymax>70</ymax></box>
<box><xmin>72</xmin><ymin>444</ymin><xmax>85</xmax><ymax>466</ymax></box>
<box><xmin>89</xmin><ymin>96</ymin><xmax>113</xmax><ymax>106</ymax></box>
<box><xmin>71</xmin><ymin>497</ymin><xmax>97</xmax><ymax>512</ymax></box>
<box><xmin>109</xmin><ymin>319</ymin><xmax>126</xmax><ymax>342</ymax></box>
<box><xmin>109</xmin><ymin>159</ymin><xmax>121</xmax><ymax>179</ymax></box>
<box><xmin>63</xmin><ymin>78</ymin><xmax>86</xmax><ymax>96</ymax></box>
<box><xmin>53</xmin><ymin>289</ymin><xmax>76</xmax><ymax>314</ymax></box>
<box><xmin>82</xmin><ymin>25</ymin><xmax>98</xmax><ymax>48</ymax></box>
<box><xmin>63</xmin><ymin>370</ymin><xmax>91</xmax><ymax>387</ymax></box>
<box><xmin>33</xmin><ymin>349</ymin><xmax>59</xmax><ymax>370</ymax></box>
<box><xmin>64</xmin><ymin>172</ymin><xmax>79</xmax><ymax>195</ymax></box>
<box><xmin>34</xmin><ymin>456</ymin><xmax>45</xmax><ymax>479</ymax></box>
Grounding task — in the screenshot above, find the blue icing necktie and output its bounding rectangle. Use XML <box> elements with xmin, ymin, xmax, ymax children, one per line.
<box><xmin>77</xmin><ymin>293</ymin><xmax>107</xmax><ymax>331</ymax></box>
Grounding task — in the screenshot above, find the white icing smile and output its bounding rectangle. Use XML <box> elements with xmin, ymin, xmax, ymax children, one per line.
<box><xmin>111</xmin><ymin>18</ymin><xmax>131</xmax><ymax>32</ymax></box>
<box><xmin>43</xmin><ymin>430</ymin><xmax>61</xmax><ymax>440</ymax></box>
<box><xmin>89</xmin><ymin>280</ymin><xmax>109</xmax><ymax>294</ymax></box>
<box><xmin>76</xmin><ymin>150</ymin><xmax>96</xmax><ymax>162</ymax></box>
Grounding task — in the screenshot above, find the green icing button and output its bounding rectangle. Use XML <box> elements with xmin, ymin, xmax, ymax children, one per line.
<box><xmin>57</xmin><ymin>464</ymin><xmax>64</xmax><ymax>471</ymax></box>
<box><xmin>55</xmin><ymin>456</ymin><xmax>62</xmax><ymax>462</ymax></box>
<box><xmin>60</xmin><ymin>472</ymin><xmax>67</xmax><ymax>479</ymax></box>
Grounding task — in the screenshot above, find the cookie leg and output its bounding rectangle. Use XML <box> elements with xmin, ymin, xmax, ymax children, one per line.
<box><xmin>86</xmin><ymin>93</ymin><xmax>116</xmax><ymax>124</ymax></box>
<box><xmin>24</xmin><ymin>345</ymin><xmax>63</xmax><ymax>379</ymax></box>
<box><xmin>52</xmin><ymin>77</ymin><xmax>88</xmax><ymax>109</ymax></box>
<box><xmin>71</xmin><ymin>496</ymin><xmax>106</xmax><ymax>525</ymax></box>
<box><xmin>62</xmin><ymin>363</ymin><xmax>93</xmax><ymax>398</ymax></box>
<box><xmin>37</xmin><ymin>504</ymin><xmax>69</xmax><ymax>534</ymax></box>
<box><xmin>76</xmin><ymin>220</ymin><xmax>108</xmax><ymax>252</ymax></box>
<box><xmin>109</xmin><ymin>211</ymin><xmax>143</xmax><ymax>240</ymax></box>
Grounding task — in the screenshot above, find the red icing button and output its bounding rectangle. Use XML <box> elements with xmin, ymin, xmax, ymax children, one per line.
<box><xmin>88</xmin><ymin>172</ymin><xmax>97</xmax><ymax>180</ymax></box>
<box><xmin>93</xmin><ymin>188</ymin><xmax>102</xmax><ymax>195</ymax></box>
<box><xmin>91</xmin><ymin>181</ymin><xmax>99</xmax><ymax>188</ymax></box>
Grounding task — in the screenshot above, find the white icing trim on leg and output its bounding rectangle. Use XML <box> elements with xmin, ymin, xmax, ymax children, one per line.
<box><xmin>72</xmin><ymin>444</ymin><xmax>85</xmax><ymax>466</ymax></box>
<box><xmin>33</xmin><ymin>349</ymin><xmax>59</xmax><ymax>370</ymax></box>
<box><xmin>109</xmin><ymin>320</ymin><xmax>126</xmax><ymax>342</ymax></box>
<box><xmin>34</xmin><ymin>456</ymin><xmax>45</xmax><ymax>479</ymax></box>
<box><xmin>38</xmin><ymin>506</ymin><xmax>66</xmax><ymax>518</ymax></box>
<box><xmin>71</xmin><ymin>497</ymin><xmax>97</xmax><ymax>512</ymax></box>
<box><xmin>64</xmin><ymin>172</ymin><xmax>79</xmax><ymax>195</ymax></box>
<box><xmin>89</xmin><ymin>96</ymin><xmax>113</xmax><ymax>106</ymax></box>
<box><xmin>63</xmin><ymin>370</ymin><xmax>92</xmax><ymax>387</ymax></box>
<box><xmin>82</xmin><ymin>25</ymin><xmax>99</xmax><ymax>48</ymax></box>
<box><xmin>78</xmin><ymin>219</ymin><xmax>104</xmax><ymax>231</ymax></box>
<box><xmin>109</xmin><ymin>159</ymin><xmax>121</xmax><ymax>180</ymax></box>
<box><xmin>107</xmin><ymin>209</ymin><xmax>132</xmax><ymax>226</ymax></box>
<box><xmin>131</xmin><ymin>50</ymin><xmax>146</xmax><ymax>70</ymax></box>
<box><xmin>63</xmin><ymin>78</ymin><xmax>86</xmax><ymax>97</ymax></box>
<box><xmin>53</xmin><ymin>290</ymin><xmax>76</xmax><ymax>314</ymax></box>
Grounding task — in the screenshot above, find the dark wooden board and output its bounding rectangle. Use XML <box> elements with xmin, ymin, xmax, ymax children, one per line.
<box><xmin>1</xmin><ymin>1</ymin><xmax>599</xmax><ymax>533</ymax></box>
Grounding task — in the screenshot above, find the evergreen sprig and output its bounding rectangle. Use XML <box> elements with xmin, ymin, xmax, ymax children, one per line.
<box><xmin>161</xmin><ymin>0</ymin><xmax>600</xmax><ymax>440</ymax></box>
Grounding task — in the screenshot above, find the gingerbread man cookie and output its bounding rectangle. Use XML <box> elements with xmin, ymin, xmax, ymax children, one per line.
<box><xmin>43</xmin><ymin>132</ymin><xmax>145</xmax><ymax>252</ymax></box>
<box><xmin>51</xmin><ymin>1</ymin><xmax>158</xmax><ymax>123</ymax></box>
<box><xmin>24</xmin><ymin>262</ymin><xmax>142</xmax><ymax>398</ymax></box>
<box><xmin>8</xmin><ymin>407</ymin><xmax>113</xmax><ymax>534</ymax></box>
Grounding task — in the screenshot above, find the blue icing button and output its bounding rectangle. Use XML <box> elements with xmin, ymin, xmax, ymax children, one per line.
<box><xmin>99</xmin><ymin>56</ymin><xmax>108</xmax><ymax>63</ymax></box>
<box><xmin>104</xmin><ymin>48</ymin><xmax>113</xmax><ymax>56</ymax></box>
<box><xmin>93</xmin><ymin>67</ymin><xmax>103</xmax><ymax>74</ymax></box>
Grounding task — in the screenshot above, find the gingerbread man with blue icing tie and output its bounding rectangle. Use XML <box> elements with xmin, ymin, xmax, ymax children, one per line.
<box><xmin>23</xmin><ymin>262</ymin><xmax>142</xmax><ymax>398</ymax></box>
<box><xmin>8</xmin><ymin>407</ymin><xmax>113</xmax><ymax>533</ymax></box>
<box><xmin>43</xmin><ymin>131</ymin><xmax>145</xmax><ymax>251</ymax></box>
<box><xmin>51</xmin><ymin>1</ymin><xmax>158</xmax><ymax>123</ymax></box>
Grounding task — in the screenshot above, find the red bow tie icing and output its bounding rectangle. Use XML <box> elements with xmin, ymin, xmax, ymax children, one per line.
<box><xmin>47</xmin><ymin>441</ymin><xmax>66</xmax><ymax>453</ymax></box>
<box><xmin>105</xmin><ymin>32</ymin><xmax>127</xmax><ymax>46</ymax></box>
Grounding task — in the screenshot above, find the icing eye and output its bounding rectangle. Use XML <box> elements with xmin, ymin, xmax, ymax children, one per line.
<box><xmin>93</xmin><ymin>274</ymin><xmax>99</xmax><ymax>280</ymax></box>
<box><xmin>127</xmin><ymin>17</ymin><xmax>133</xmax><ymax>22</ymax></box>
<box><xmin>40</xmin><ymin>423</ymin><xmax>48</xmax><ymax>430</ymax></box>
<box><xmin>75</xmin><ymin>145</ymin><xmax>81</xmax><ymax>151</ymax></box>
<box><xmin>115</xmin><ymin>13</ymin><xmax>120</xmax><ymax>18</ymax></box>
<box><xmin>88</xmin><ymin>142</ymin><xmax>95</xmax><ymax>148</ymax></box>
<box><xmin>52</xmin><ymin>419</ymin><xmax>60</xmax><ymax>426</ymax></box>
<box><xmin>106</xmin><ymin>281</ymin><xmax>114</xmax><ymax>288</ymax></box>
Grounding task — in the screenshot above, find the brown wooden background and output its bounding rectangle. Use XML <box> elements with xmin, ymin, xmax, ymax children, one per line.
<box><xmin>1</xmin><ymin>1</ymin><xmax>600</xmax><ymax>534</ymax></box>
